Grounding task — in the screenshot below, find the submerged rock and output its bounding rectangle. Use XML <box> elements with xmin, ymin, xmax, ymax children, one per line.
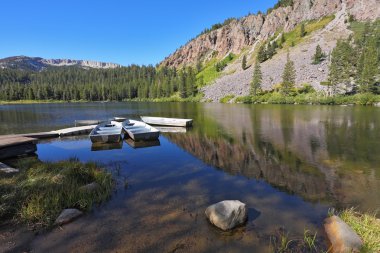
<box><xmin>205</xmin><ymin>200</ymin><xmax>248</xmax><ymax>231</ymax></box>
<box><xmin>324</xmin><ymin>215</ymin><xmax>363</xmax><ymax>253</ymax></box>
<box><xmin>79</xmin><ymin>182</ymin><xmax>100</xmax><ymax>192</ymax></box>
<box><xmin>55</xmin><ymin>209</ymin><xmax>83</xmax><ymax>225</ymax></box>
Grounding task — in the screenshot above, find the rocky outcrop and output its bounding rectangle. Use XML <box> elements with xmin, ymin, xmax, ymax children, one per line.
<box><xmin>0</xmin><ymin>56</ymin><xmax>121</xmax><ymax>71</ymax></box>
<box><xmin>161</xmin><ymin>0</ymin><xmax>380</xmax><ymax>68</ymax></box>
<box><xmin>205</xmin><ymin>200</ymin><xmax>248</xmax><ymax>231</ymax></box>
<box><xmin>324</xmin><ymin>215</ymin><xmax>363</xmax><ymax>253</ymax></box>
<box><xmin>55</xmin><ymin>209</ymin><xmax>83</xmax><ymax>225</ymax></box>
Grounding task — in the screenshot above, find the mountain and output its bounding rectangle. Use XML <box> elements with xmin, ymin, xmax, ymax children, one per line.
<box><xmin>161</xmin><ymin>0</ymin><xmax>380</xmax><ymax>101</ymax></box>
<box><xmin>0</xmin><ymin>56</ymin><xmax>121</xmax><ymax>71</ymax></box>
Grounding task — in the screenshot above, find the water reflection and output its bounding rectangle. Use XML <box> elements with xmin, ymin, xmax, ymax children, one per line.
<box><xmin>163</xmin><ymin>104</ymin><xmax>380</xmax><ymax>211</ymax></box>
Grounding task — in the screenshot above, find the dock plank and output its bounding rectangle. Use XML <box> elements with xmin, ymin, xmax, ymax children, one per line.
<box><xmin>0</xmin><ymin>136</ymin><xmax>37</xmax><ymax>149</ymax></box>
<box><xmin>0</xmin><ymin>162</ymin><xmax>19</xmax><ymax>173</ymax></box>
<box><xmin>53</xmin><ymin>125</ymin><xmax>97</xmax><ymax>137</ymax></box>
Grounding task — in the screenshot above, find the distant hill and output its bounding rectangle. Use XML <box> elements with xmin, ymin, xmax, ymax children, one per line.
<box><xmin>0</xmin><ymin>56</ymin><xmax>121</xmax><ymax>72</ymax></box>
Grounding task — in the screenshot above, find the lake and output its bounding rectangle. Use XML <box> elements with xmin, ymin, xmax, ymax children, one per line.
<box><xmin>1</xmin><ymin>102</ymin><xmax>379</xmax><ymax>252</ymax></box>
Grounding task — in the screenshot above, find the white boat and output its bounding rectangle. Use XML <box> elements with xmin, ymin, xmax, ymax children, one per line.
<box><xmin>123</xmin><ymin>120</ymin><xmax>160</xmax><ymax>141</ymax></box>
<box><xmin>140</xmin><ymin>116</ymin><xmax>193</xmax><ymax>127</ymax></box>
<box><xmin>89</xmin><ymin>121</ymin><xmax>123</xmax><ymax>143</ymax></box>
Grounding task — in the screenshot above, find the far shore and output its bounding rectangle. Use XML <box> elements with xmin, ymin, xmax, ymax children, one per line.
<box><xmin>1</xmin><ymin>93</ymin><xmax>380</xmax><ymax>106</ymax></box>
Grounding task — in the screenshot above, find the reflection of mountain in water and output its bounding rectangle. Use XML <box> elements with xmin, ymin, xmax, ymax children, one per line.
<box><xmin>166</xmin><ymin>104</ymin><xmax>380</xmax><ymax>211</ymax></box>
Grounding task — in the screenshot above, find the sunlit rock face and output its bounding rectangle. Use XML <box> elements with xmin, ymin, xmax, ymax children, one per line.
<box><xmin>161</xmin><ymin>0</ymin><xmax>379</xmax><ymax>68</ymax></box>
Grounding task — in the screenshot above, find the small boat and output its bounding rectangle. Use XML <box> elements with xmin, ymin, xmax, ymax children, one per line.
<box><xmin>89</xmin><ymin>121</ymin><xmax>123</xmax><ymax>143</ymax></box>
<box><xmin>113</xmin><ymin>117</ymin><xmax>127</xmax><ymax>122</ymax></box>
<box><xmin>140</xmin><ymin>116</ymin><xmax>193</xmax><ymax>127</ymax></box>
<box><xmin>123</xmin><ymin>120</ymin><xmax>160</xmax><ymax>141</ymax></box>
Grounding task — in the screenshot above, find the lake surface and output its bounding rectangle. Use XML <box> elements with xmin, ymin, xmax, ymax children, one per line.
<box><xmin>1</xmin><ymin>102</ymin><xmax>379</xmax><ymax>252</ymax></box>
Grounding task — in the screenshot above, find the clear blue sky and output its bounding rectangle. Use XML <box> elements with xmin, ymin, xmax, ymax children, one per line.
<box><xmin>0</xmin><ymin>0</ymin><xmax>277</xmax><ymax>66</ymax></box>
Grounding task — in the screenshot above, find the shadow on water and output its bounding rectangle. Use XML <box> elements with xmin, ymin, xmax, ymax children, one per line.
<box><xmin>1</xmin><ymin>102</ymin><xmax>379</xmax><ymax>252</ymax></box>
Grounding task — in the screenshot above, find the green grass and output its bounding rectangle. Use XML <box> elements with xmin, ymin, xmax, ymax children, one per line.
<box><xmin>196</xmin><ymin>53</ymin><xmax>237</xmax><ymax>86</ymax></box>
<box><xmin>124</xmin><ymin>92</ymin><xmax>204</xmax><ymax>103</ymax></box>
<box><xmin>340</xmin><ymin>209</ymin><xmax>380</xmax><ymax>253</ymax></box>
<box><xmin>0</xmin><ymin>158</ymin><xmax>114</xmax><ymax>228</ymax></box>
<box><xmin>235</xmin><ymin>92</ymin><xmax>380</xmax><ymax>106</ymax></box>
<box><xmin>281</xmin><ymin>15</ymin><xmax>335</xmax><ymax>48</ymax></box>
<box><xmin>219</xmin><ymin>94</ymin><xmax>235</xmax><ymax>103</ymax></box>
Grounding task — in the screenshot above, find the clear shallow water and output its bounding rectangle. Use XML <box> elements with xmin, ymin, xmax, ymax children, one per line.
<box><xmin>1</xmin><ymin>102</ymin><xmax>379</xmax><ymax>252</ymax></box>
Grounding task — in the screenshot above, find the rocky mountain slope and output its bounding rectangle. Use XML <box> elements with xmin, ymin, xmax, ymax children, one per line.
<box><xmin>161</xmin><ymin>0</ymin><xmax>380</xmax><ymax>101</ymax></box>
<box><xmin>0</xmin><ymin>56</ymin><xmax>121</xmax><ymax>71</ymax></box>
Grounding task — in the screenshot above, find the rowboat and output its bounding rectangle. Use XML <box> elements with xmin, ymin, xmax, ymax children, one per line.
<box><xmin>140</xmin><ymin>116</ymin><xmax>193</xmax><ymax>127</ymax></box>
<box><xmin>123</xmin><ymin>120</ymin><xmax>160</xmax><ymax>141</ymax></box>
<box><xmin>89</xmin><ymin>121</ymin><xmax>123</xmax><ymax>143</ymax></box>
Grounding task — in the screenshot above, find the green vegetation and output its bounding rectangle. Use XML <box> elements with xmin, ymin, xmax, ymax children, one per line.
<box><xmin>236</xmin><ymin>91</ymin><xmax>380</xmax><ymax>106</ymax></box>
<box><xmin>281</xmin><ymin>53</ymin><xmax>296</xmax><ymax>95</ymax></box>
<box><xmin>267</xmin><ymin>0</ymin><xmax>294</xmax><ymax>15</ymax></box>
<box><xmin>0</xmin><ymin>65</ymin><xmax>199</xmax><ymax>101</ymax></box>
<box><xmin>0</xmin><ymin>158</ymin><xmax>113</xmax><ymax>228</ymax></box>
<box><xmin>281</xmin><ymin>15</ymin><xmax>335</xmax><ymax>49</ymax></box>
<box><xmin>241</xmin><ymin>54</ymin><xmax>247</xmax><ymax>70</ymax></box>
<box><xmin>196</xmin><ymin>53</ymin><xmax>236</xmax><ymax>86</ymax></box>
<box><xmin>257</xmin><ymin>16</ymin><xmax>334</xmax><ymax>63</ymax></box>
<box><xmin>328</xmin><ymin>20</ymin><xmax>380</xmax><ymax>95</ymax></box>
<box><xmin>219</xmin><ymin>94</ymin><xmax>235</xmax><ymax>103</ymax></box>
<box><xmin>251</xmin><ymin>62</ymin><xmax>262</xmax><ymax>95</ymax></box>
<box><xmin>199</xmin><ymin>18</ymin><xmax>237</xmax><ymax>36</ymax></box>
<box><xmin>312</xmin><ymin>45</ymin><xmax>326</xmax><ymax>65</ymax></box>
<box><xmin>340</xmin><ymin>209</ymin><xmax>380</xmax><ymax>253</ymax></box>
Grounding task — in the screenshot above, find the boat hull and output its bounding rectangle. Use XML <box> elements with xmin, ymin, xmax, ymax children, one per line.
<box><xmin>140</xmin><ymin>116</ymin><xmax>193</xmax><ymax>127</ymax></box>
<box><xmin>89</xmin><ymin>121</ymin><xmax>123</xmax><ymax>143</ymax></box>
<box><xmin>123</xmin><ymin>120</ymin><xmax>160</xmax><ymax>141</ymax></box>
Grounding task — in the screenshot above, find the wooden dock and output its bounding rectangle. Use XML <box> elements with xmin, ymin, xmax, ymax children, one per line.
<box><xmin>53</xmin><ymin>125</ymin><xmax>97</xmax><ymax>137</ymax></box>
<box><xmin>0</xmin><ymin>162</ymin><xmax>19</xmax><ymax>173</ymax></box>
<box><xmin>0</xmin><ymin>135</ymin><xmax>37</xmax><ymax>160</ymax></box>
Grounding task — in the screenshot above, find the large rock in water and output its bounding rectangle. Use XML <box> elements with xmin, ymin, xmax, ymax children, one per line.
<box><xmin>205</xmin><ymin>200</ymin><xmax>248</xmax><ymax>231</ymax></box>
<box><xmin>324</xmin><ymin>215</ymin><xmax>363</xmax><ymax>253</ymax></box>
<box><xmin>55</xmin><ymin>209</ymin><xmax>83</xmax><ymax>225</ymax></box>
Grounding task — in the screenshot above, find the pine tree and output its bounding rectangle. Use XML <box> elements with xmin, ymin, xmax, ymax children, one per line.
<box><xmin>312</xmin><ymin>45</ymin><xmax>326</xmax><ymax>64</ymax></box>
<box><xmin>358</xmin><ymin>38</ymin><xmax>379</xmax><ymax>93</ymax></box>
<box><xmin>242</xmin><ymin>55</ymin><xmax>247</xmax><ymax>70</ymax></box>
<box><xmin>251</xmin><ymin>62</ymin><xmax>262</xmax><ymax>95</ymax></box>
<box><xmin>300</xmin><ymin>23</ymin><xmax>306</xmax><ymax>37</ymax></box>
<box><xmin>328</xmin><ymin>40</ymin><xmax>355</xmax><ymax>95</ymax></box>
<box><xmin>281</xmin><ymin>53</ymin><xmax>296</xmax><ymax>95</ymax></box>
<box><xmin>257</xmin><ymin>44</ymin><xmax>267</xmax><ymax>63</ymax></box>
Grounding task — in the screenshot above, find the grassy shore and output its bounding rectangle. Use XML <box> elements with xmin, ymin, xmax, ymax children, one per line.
<box><xmin>235</xmin><ymin>92</ymin><xmax>380</xmax><ymax>106</ymax></box>
<box><xmin>0</xmin><ymin>158</ymin><xmax>113</xmax><ymax>228</ymax></box>
<box><xmin>0</xmin><ymin>99</ymin><xmax>89</xmax><ymax>105</ymax></box>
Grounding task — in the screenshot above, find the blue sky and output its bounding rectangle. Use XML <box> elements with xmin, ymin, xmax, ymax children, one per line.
<box><xmin>0</xmin><ymin>0</ymin><xmax>277</xmax><ymax>66</ymax></box>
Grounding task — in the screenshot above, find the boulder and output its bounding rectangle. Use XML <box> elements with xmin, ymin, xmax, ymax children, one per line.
<box><xmin>55</xmin><ymin>209</ymin><xmax>83</xmax><ymax>225</ymax></box>
<box><xmin>205</xmin><ymin>200</ymin><xmax>248</xmax><ymax>231</ymax></box>
<box><xmin>324</xmin><ymin>215</ymin><xmax>363</xmax><ymax>253</ymax></box>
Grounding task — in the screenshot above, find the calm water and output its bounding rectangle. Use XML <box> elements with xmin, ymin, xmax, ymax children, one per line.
<box><xmin>1</xmin><ymin>102</ymin><xmax>379</xmax><ymax>252</ymax></box>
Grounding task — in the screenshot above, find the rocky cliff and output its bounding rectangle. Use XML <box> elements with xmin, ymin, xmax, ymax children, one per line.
<box><xmin>161</xmin><ymin>0</ymin><xmax>380</xmax><ymax>68</ymax></box>
<box><xmin>0</xmin><ymin>56</ymin><xmax>121</xmax><ymax>71</ymax></box>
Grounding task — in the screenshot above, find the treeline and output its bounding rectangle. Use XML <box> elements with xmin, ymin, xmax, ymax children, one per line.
<box><xmin>327</xmin><ymin>21</ymin><xmax>380</xmax><ymax>94</ymax></box>
<box><xmin>0</xmin><ymin>65</ymin><xmax>198</xmax><ymax>101</ymax></box>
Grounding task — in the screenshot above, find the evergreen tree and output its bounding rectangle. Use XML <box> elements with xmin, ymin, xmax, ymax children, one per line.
<box><xmin>358</xmin><ymin>38</ymin><xmax>379</xmax><ymax>93</ymax></box>
<box><xmin>257</xmin><ymin>44</ymin><xmax>267</xmax><ymax>63</ymax></box>
<box><xmin>328</xmin><ymin>40</ymin><xmax>355</xmax><ymax>94</ymax></box>
<box><xmin>312</xmin><ymin>45</ymin><xmax>326</xmax><ymax>64</ymax></box>
<box><xmin>251</xmin><ymin>62</ymin><xmax>262</xmax><ymax>95</ymax></box>
<box><xmin>242</xmin><ymin>55</ymin><xmax>247</xmax><ymax>70</ymax></box>
<box><xmin>281</xmin><ymin>53</ymin><xmax>296</xmax><ymax>94</ymax></box>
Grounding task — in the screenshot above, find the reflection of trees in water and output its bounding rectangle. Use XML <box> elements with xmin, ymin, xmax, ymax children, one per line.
<box><xmin>166</xmin><ymin>132</ymin><xmax>330</xmax><ymax>203</ymax></box>
<box><xmin>166</xmin><ymin>105</ymin><xmax>380</xmax><ymax>211</ymax></box>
